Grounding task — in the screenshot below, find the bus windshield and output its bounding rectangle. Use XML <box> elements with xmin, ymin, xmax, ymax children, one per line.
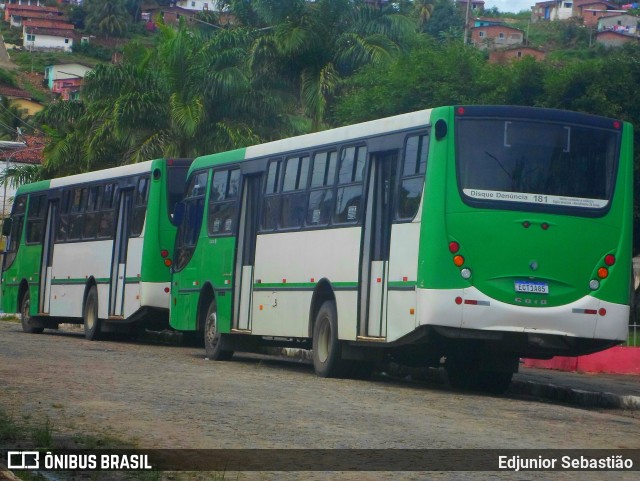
<box><xmin>456</xmin><ymin>118</ymin><xmax>620</xmax><ymax>212</ymax></box>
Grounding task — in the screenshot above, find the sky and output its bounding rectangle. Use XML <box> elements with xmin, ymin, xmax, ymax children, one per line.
<box><xmin>483</xmin><ymin>1</ymin><xmax>536</xmax><ymax>13</ymax></box>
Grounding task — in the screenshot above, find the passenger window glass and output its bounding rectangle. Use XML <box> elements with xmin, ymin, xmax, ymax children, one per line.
<box><xmin>208</xmin><ymin>169</ymin><xmax>240</xmax><ymax>236</ymax></box>
<box><xmin>26</xmin><ymin>194</ymin><xmax>46</xmax><ymax>244</ymax></box>
<box><xmin>311</xmin><ymin>151</ymin><xmax>337</xmax><ymax>188</ymax></box>
<box><xmin>398</xmin><ymin>133</ymin><xmax>429</xmax><ymax>220</ymax></box>
<box><xmin>131</xmin><ymin>176</ymin><xmax>150</xmax><ymax>237</ymax></box>
<box><xmin>338</xmin><ymin>146</ymin><xmax>366</xmax><ymax>184</ymax></box>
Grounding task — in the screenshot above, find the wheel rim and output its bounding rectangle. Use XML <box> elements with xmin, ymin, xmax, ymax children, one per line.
<box><xmin>21</xmin><ymin>295</ymin><xmax>30</xmax><ymax>326</ymax></box>
<box><xmin>317</xmin><ymin>317</ymin><xmax>330</xmax><ymax>363</ymax></box>
<box><xmin>86</xmin><ymin>295</ymin><xmax>96</xmax><ymax>330</ymax></box>
<box><xmin>206</xmin><ymin>307</ymin><xmax>218</xmax><ymax>349</ymax></box>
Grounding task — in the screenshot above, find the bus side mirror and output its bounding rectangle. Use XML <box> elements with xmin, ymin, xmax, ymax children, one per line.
<box><xmin>172</xmin><ymin>202</ymin><xmax>185</xmax><ymax>226</ymax></box>
<box><xmin>2</xmin><ymin>218</ymin><xmax>12</xmax><ymax>237</ymax></box>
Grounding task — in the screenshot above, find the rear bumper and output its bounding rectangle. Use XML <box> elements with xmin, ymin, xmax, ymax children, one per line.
<box><xmin>416</xmin><ymin>287</ymin><xmax>629</xmax><ymax>342</ymax></box>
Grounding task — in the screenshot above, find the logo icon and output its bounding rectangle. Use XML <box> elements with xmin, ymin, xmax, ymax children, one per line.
<box><xmin>7</xmin><ymin>451</ymin><xmax>40</xmax><ymax>469</ymax></box>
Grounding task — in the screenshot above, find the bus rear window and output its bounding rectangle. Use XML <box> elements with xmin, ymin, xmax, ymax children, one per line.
<box><xmin>456</xmin><ymin>118</ymin><xmax>619</xmax><ymax>213</ymax></box>
<box><xmin>167</xmin><ymin>165</ymin><xmax>189</xmax><ymax>217</ymax></box>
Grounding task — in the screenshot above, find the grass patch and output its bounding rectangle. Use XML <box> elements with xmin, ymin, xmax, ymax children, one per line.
<box><xmin>627</xmin><ymin>330</ymin><xmax>639</xmax><ymax>347</ymax></box>
<box><xmin>0</xmin><ymin>409</ymin><xmax>19</xmax><ymax>442</ymax></box>
<box><xmin>0</xmin><ymin>314</ymin><xmax>20</xmax><ymax>323</ymax></box>
<box><xmin>30</xmin><ymin>416</ymin><xmax>53</xmax><ymax>449</ymax></box>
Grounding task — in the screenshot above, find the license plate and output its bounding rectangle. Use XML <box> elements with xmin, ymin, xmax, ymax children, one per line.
<box><xmin>515</xmin><ymin>281</ymin><xmax>549</xmax><ymax>294</ymax></box>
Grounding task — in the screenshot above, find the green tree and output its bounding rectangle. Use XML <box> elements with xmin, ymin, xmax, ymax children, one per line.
<box><xmin>245</xmin><ymin>0</ymin><xmax>415</xmax><ymax>130</ymax></box>
<box><xmin>84</xmin><ymin>0</ymin><xmax>130</xmax><ymax>38</ymax></box>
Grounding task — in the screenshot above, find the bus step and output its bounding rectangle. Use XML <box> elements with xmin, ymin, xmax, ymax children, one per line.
<box><xmin>356</xmin><ymin>336</ymin><xmax>386</xmax><ymax>342</ymax></box>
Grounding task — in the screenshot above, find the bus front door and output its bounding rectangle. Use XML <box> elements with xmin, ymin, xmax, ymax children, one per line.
<box><xmin>38</xmin><ymin>200</ymin><xmax>57</xmax><ymax>314</ymax></box>
<box><xmin>233</xmin><ymin>175</ymin><xmax>261</xmax><ymax>331</ymax></box>
<box><xmin>360</xmin><ymin>151</ymin><xmax>398</xmax><ymax>339</ymax></box>
<box><xmin>110</xmin><ymin>190</ymin><xmax>132</xmax><ymax>318</ymax></box>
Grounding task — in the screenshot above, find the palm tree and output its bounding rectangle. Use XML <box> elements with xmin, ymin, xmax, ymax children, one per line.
<box><xmin>85</xmin><ymin>0</ymin><xmax>130</xmax><ymax>38</ymax></box>
<box><xmin>245</xmin><ymin>0</ymin><xmax>415</xmax><ymax>130</ymax></box>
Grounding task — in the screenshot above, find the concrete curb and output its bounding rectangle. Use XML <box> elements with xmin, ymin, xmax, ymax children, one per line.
<box><xmin>272</xmin><ymin>347</ymin><xmax>640</xmax><ymax>410</ymax></box>
<box><xmin>510</xmin><ymin>380</ymin><xmax>640</xmax><ymax>410</ymax></box>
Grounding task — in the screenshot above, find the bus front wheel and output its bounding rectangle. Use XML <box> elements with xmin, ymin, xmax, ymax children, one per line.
<box><xmin>204</xmin><ymin>300</ymin><xmax>233</xmax><ymax>361</ymax></box>
<box><xmin>312</xmin><ymin>300</ymin><xmax>345</xmax><ymax>378</ymax></box>
<box><xmin>83</xmin><ymin>286</ymin><xmax>102</xmax><ymax>341</ymax></box>
<box><xmin>20</xmin><ymin>291</ymin><xmax>43</xmax><ymax>334</ymax></box>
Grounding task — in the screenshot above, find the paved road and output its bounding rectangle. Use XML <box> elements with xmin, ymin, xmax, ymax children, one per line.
<box><xmin>0</xmin><ymin>322</ymin><xmax>638</xmax><ymax>480</ymax></box>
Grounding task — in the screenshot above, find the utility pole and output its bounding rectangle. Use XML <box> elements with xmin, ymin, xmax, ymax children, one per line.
<box><xmin>463</xmin><ymin>0</ymin><xmax>472</xmax><ymax>45</ymax></box>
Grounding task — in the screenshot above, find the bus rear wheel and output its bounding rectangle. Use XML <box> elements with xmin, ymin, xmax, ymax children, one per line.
<box><xmin>20</xmin><ymin>291</ymin><xmax>43</xmax><ymax>334</ymax></box>
<box><xmin>204</xmin><ymin>300</ymin><xmax>233</xmax><ymax>361</ymax></box>
<box><xmin>312</xmin><ymin>300</ymin><xmax>346</xmax><ymax>378</ymax></box>
<box><xmin>83</xmin><ymin>286</ymin><xmax>102</xmax><ymax>341</ymax></box>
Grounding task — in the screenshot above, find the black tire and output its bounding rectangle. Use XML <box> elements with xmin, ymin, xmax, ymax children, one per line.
<box><xmin>204</xmin><ymin>299</ymin><xmax>233</xmax><ymax>361</ymax></box>
<box><xmin>20</xmin><ymin>290</ymin><xmax>43</xmax><ymax>334</ymax></box>
<box><xmin>83</xmin><ymin>286</ymin><xmax>102</xmax><ymax>341</ymax></box>
<box><xmin>312</xmin><ymin>300</ymin><xmax>345</xmax><ymax>378</ymax></box>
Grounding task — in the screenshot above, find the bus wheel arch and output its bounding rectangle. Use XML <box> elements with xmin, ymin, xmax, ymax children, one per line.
<box><xmin>83</xmin><ymin>280</ymin><xmax>102</xmax><ymax>341</ymax></box>
<box><xmin>201</xmin><ymin>288</ymin><xmax>233</xmax><ymax>361</ymax></box>
<box><xmin>308</xmin><ymin>279</ymin><xmax>336</xmax><ymax>338</ymax></box>
<box><xmin>19</xmin><ymin>281</ymin><xmax>43</xmax><ymax>334</ymax></box>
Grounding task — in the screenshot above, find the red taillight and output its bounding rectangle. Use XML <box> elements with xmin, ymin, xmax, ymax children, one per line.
<box><xmin>449</xmin><ymin>241</ymin><xmax>460</xmax><ymax>253</ymax></box>
<box><xmin>604</xmin><ymin>254</ymin><xmax>615</xmax><ymax>266</ymax></box>
<box><xmin>599</xmin><ymin>308</ymin><xmax>607</xmax><ymax>316</ymax></box>
<box><xmin>541</xmin><ymin>223</ymin><xmax>549</xmax><ymax>230</ymax></box>
<box><xmin>161</xmin><ymin>250</ymin><xmax>169</xmax><ymax>258</ymax></box>
<box><xmin>455</xmin><ymin>297</ymin><xmax>463</xmax><ymax>305</ymax></box>
<box><xmin>522</xmin><ymin>221</ymin><xmax>531</xmax><ymax>228</ymax></box>
<box><xmin>457</xmin><ymin>107</ymin><xmax>465</xmax><ymax>115</ymax></box>
<box><xmin>613</xmin><ymin>121</ymin><xmax>621</xmax><ymax>130</ymax></box>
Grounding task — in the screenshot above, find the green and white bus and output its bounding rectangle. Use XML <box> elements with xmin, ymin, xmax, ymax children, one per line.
<box><xmin>2</xmin><ymin>158</ymin><xmax>191</xmax><ymax>339</ymax></box>
<box><xmin>170</xmin><ymin>106</ymin><xmax>633</xmax><ymax>392</ymax></box>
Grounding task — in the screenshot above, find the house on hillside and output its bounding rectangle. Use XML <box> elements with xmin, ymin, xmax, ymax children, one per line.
<box><xmin>44</xmin><ymin>64</ymin><xmax>92</xmax><ymax>100</ymax></box>
<box><xmin>579</xmin><ymin>2</ymin><xmax>626</xmax><ymax>27</ymax></box>
<box><xmin>457</xmin><ymin>0</ymin><xmax>485</xmax><ymax>14</ymax></box>
<box><xmin>4</xmin><ymin>4</ymin><xmax>65</xmax><ymax>28</ymax></box>
<box><xmin>532</xmin><ymin>0</ymin><xmax>622</xmax><ymax>22</ymax></box>
<box><xmin>0</xmin><ymin>86</ymin><xmax>44</xmax><ymax>116</ymax></box>
<box><xmin>22</xmin><ymin>19</ymin><xmax>74</xmax><ymax>52</ymax></box>
<box><xmin>597</xmin><ymin>29</ymin><xmax>640</xmax><ymax>45</ymax></box>
<box><xmin>489</xmin><ymin>46</ymin><xmax>546</xmax><ymax>63</ymax></box>
<box><xmin>470</xmin><ymin>24</ymin><xmax>525</xmax><ymax>50</ymax></box>
<box><xmin>599</xmin><ymin>13</ymin><xmax>640</xmax><ymax>34</ymax></box>
<box><xmin>173</xmin><ymin>0</ymin><xmax>223</xmax><ymax>11</ymax></box>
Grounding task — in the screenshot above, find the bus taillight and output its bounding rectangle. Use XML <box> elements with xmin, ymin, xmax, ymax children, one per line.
<box><xmin>161</xmin><ymin>250</ymin><xmax>169</xmax><ymax>258</ymax></box>
<box><xmin>604</xmin><ymin>254</ymin><xmax>615</xmax><ymax>266</ymax></box>
<box><xmin>597</xmin><ymin>267</ymin><xmax>609</xmax><ymax>279</ymax></box>
<box><xmin>449</xmin><ymin>241</ymin><xmax>460</xmax><ymax>253</ymax></box>
<box><xmin>453</xmin><ymin>255</ymin><xmax>465</xmax><ymax>267</ymax></box>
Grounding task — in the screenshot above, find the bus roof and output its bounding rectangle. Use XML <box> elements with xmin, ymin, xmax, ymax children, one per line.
<box><xmin>14</xmin><ymin>160</ymin><xmax>165</xmax><ymax>196</ymax></box>
<box><xmin>190</xmin><ymin>108</ymin><xmax>435</xmax><ymax>172</ymax></box>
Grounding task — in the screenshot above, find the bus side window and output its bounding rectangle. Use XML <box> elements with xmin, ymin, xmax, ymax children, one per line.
<box><xmin>208</xmin><ymin>168</ymin><xmax>240</xmax><ymax>236</ymax></box>
<box><xmin>397</xmin><ymin>134</ymin><xmax>429</xmax><ymax>220</ymax></box>
<box><xmin>68</xmin><ymin>187</ymin><xmax>87</xmax><ymax>241</ymax></box>
<box><xmin>280</xmin><ymin>155</ymin><xmax>309</xmax><ymax>229</ymax></box>
<box><xmin>131</xmin><ymin>176</ymin><xmax>150</xmax><ymax>237</ymax></box>
<box><xmin>83</xmin><ymin>185</ymin><xmax>102</xmax><ymax>240</ymax></box>
<box><xmin>307</xmin><ymin>150</ymin><xmax>336</xmax><ymax>227</ymax></box>
<box><xmin>261</xmin><ymin>160</ymin><xmax>281</xmax><ymax>231</ymax></box>
<box><xmin>56</xmin><ymin>191</ymin><xmax>70</xmax><ymax>242</ymax></box>
<box><xmin>25</xmin><ymin>194</ymin><xmax>46</xmax><ymax>244</ymax></box>
<box><xmin>97</xmin><ymin>183</ymin><xmax>116</xmax><ymax>239</ymax></box>
<box><xmin>3</xmin><ymin>195</ymin><xmax>27</xmax><ymax>269</ymax></box>
<box><xmin>334</xmin><ymin>146</ymin><xmax>366</xmax><ymax>224</ymax></box>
